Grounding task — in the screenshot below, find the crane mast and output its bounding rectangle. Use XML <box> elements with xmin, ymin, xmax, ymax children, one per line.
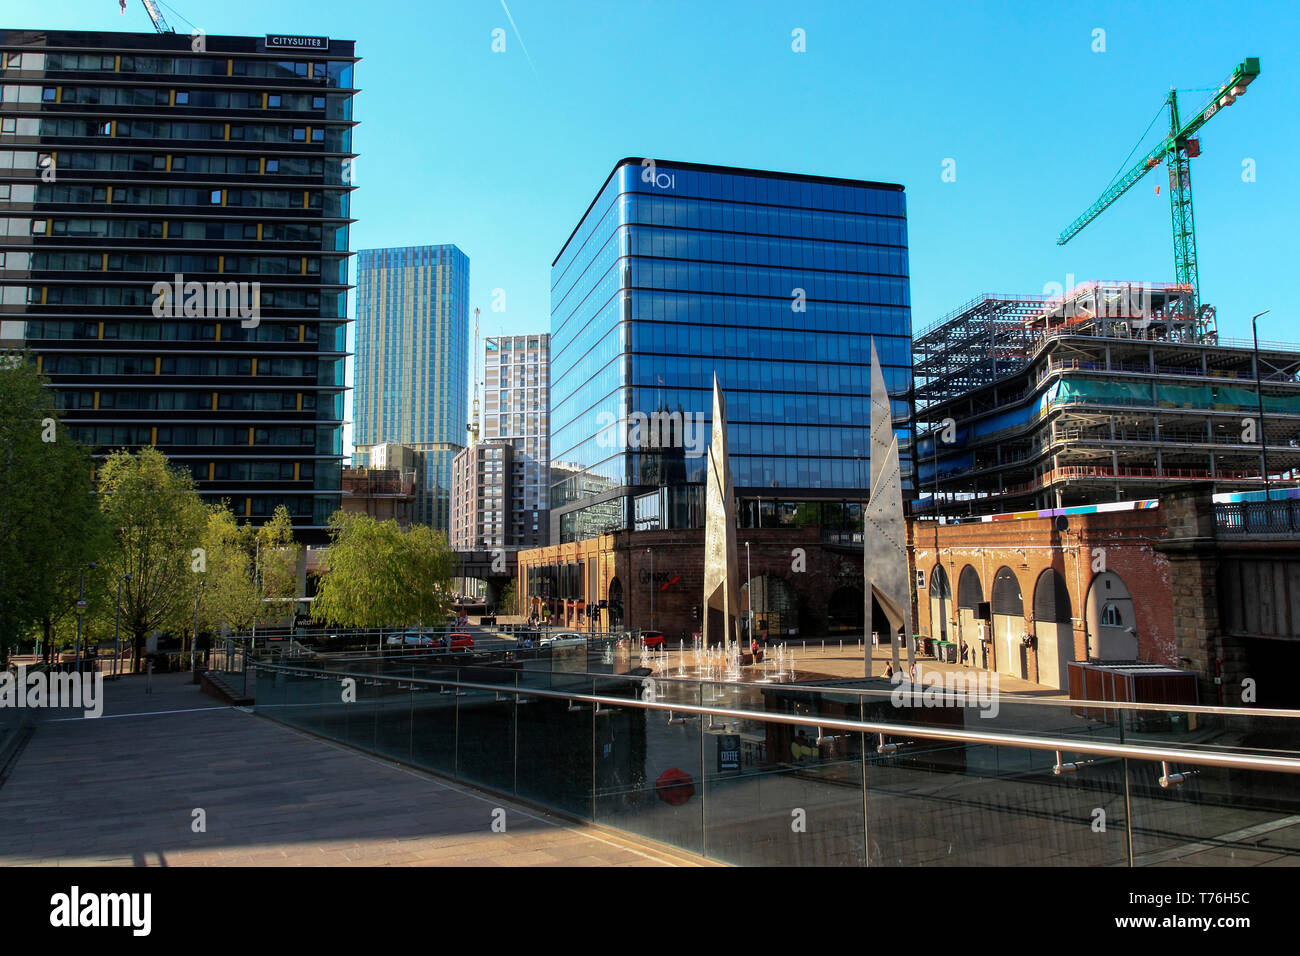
<box><xmin>467</xmin><ymin>307</ymin><xmax>481</xmax><ymax>447</ymax></box>
<box><xmin>1057</xmin><ymin>57</ymin><xmax>1260</xmax><ymax>339</ymax></box>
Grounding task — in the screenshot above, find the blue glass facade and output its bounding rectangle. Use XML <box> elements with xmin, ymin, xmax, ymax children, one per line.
<box><xmin>353</xmin><ymin>244</ymin><xmax>469</xmax><ymax>529</ymax></box>
<box><xmin>550</xmin><ymin>159</ymin><xmax>912</xmax><ymax>542</ymax></box>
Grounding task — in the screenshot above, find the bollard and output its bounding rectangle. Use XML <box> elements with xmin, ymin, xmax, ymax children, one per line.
<box><xmin>146</xmin><ymin>659</ymin><xmax>153</xmax><ymax>694</ymax></box>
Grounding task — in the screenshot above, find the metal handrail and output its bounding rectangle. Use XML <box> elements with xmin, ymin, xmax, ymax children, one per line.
<box><xmin>251</xmin><ymin>662</ymin><xmax>1300</xmax><ymax>774</ymax></box>
<box><xmin>254</xmin><ymin>647</ymin><xmax>1300</xmax><ymax>719</ymax></box>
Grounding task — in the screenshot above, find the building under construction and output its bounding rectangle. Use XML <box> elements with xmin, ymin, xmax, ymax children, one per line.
<box><xmin>913</xmin><ymin>281</ymin><xmax>1300</xmax><ymax>516</ymax></box>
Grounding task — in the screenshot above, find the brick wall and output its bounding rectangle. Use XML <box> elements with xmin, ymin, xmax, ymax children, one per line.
<box><xmin>912</xmin><ymin>507</ymin><xmax>1174</xmax><ymax>677</ymax></box>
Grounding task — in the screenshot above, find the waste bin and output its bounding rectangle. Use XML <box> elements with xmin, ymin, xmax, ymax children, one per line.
<box><xmin>937</xmin><ymin>641</ymin><xmax>958</xmax><ymax>663</ymax></box>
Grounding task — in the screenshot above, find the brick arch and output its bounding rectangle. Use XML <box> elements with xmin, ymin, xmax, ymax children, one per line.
<box><xmin>929</xmin><ymin>563</ymin><xmax>952</xmax><ymax>641</ymax></box>
<box><xmin>956</xmin><ymin>564</ymin><xmax>986</xmax><ymax>661</ymax></box>
<box><xmin>991</xmin><ymin>565</ymin><xmax>1027</xmax><ymax>680</ymax></box>
<box><xmin>1084</xmin><ymin>570</ymin><xmax>1138</xmax><ymax>661</ymax></box>
<box><xmin>957</xmin><ymin>564</ymin><xmax>984</xmax><ymax>608</ymax></box>
<box><xmin>1032</xmin><ymin>568</ymin><xmax>1074</xmax><ymax>690</ymax></box>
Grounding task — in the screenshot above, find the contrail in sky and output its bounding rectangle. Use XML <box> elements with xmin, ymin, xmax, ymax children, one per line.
<box><xmin>500</xmin><ymin>0</ymin><xmax>538</xmax><ymax>75</ymax></box>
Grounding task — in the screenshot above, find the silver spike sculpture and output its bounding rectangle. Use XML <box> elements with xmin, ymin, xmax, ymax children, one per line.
<box><xmin>702</xmin><ymin>373</ymin><xmax>741</xmax><ymax>655</ymax></box>
<box><xmin>864</xmin><ymin>340</ymin><xmax>915</xmax><ymax>678</ymax></box>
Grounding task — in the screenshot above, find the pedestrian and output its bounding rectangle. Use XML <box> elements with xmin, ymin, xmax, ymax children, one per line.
<box><xmin>960</xmin><ymin>640</ymin><xmax>969</xmax><ymax>667</ymax></box>
<box><xmin>883</xmin><ymin>661</ymin><xmax>894</xmax><ymax>680</ymax></box>
<box><xmin>909</xmin><ymin>662</ymin><xmax>916</xmax><ymax>684</ymax></box>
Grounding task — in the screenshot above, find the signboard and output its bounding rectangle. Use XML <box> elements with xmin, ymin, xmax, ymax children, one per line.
<box><xmin>75</xmin><ymin>599</ymin><xmax>88</xmax><ymax>611</ymax></box>
<box><xmin>265</xmin><ymin>34</ymin><xmax>330</xmax><ymax>51</ymax></box>
<box><xmin>717</xmin><ymin>734</ymin><xmax>741</xmax><ymax>774</ymax></box>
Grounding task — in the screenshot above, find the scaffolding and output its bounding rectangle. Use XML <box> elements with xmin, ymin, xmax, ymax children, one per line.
<box><xmin>913</xmin><ymin>282</ymin><xmax>1300</xmax><ymax>516</ymax></box>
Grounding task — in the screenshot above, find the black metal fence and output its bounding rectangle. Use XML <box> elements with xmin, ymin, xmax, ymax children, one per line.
<box><xmin>1215</xmin><ymin>501</ymin><xmax>1300</xmax><ymax>535</ymax></box>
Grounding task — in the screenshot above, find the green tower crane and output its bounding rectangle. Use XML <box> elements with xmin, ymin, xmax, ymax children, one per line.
<box><xmin>1057</xmin><ymin>57</ymin><xmax>1261</xmax><ymax>340</ymax></box>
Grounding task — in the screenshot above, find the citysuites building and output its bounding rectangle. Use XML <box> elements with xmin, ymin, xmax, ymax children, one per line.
<box><xmin>519</xmin><ymin>158</ymin><xmax>913</xmax><ymax>636</ymax></box>
<box><xmin>352</xmin><ymin>244</ymin><xmax>469</xmax><ymax>531</ymax></box>
<box><xmin>0</xmin><ymin>29</ymin><xmax>357</xmax><ymax>542</ymax></box>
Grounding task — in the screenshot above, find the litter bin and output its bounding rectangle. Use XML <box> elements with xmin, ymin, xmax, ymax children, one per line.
<box><xmin>937</xmin><ymin>641</ymin><xmax>958</xmax><ymax>663</ymax></box>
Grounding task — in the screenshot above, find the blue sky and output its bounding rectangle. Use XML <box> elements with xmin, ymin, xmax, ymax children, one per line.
<box><xmin>17</xmin><ymin>0</ymin><xmax>1300</xmax><ymax>445</ymax></box>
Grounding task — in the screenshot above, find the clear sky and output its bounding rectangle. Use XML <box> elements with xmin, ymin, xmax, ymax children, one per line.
<box><xmin>15</xmin><ymin>0</ymin><xmax>1300</xmax><ymax>450</ymax></box>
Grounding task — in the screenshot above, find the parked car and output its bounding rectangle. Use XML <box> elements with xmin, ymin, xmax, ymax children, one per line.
<box><xmin>433</xmin><ymin>633</ymin><xmax>474</xmax><ymax>651</ymax></box>
<box><xmin>386</xmin><ymin>632</ymin><xmax>433</xmax><ymax>647</ymax></box>
<box><xmin>640</xmin><ymin>630</ymin><xmax>667</xmax><ymax>649</ymax></box>
<box><xmin>540</xmin><ymin>632</ymin><xmax>584</xmax><ymax>647</ymax></box>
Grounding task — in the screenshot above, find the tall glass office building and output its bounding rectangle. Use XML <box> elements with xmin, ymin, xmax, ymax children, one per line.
<box><xmin>550</xmin><ymin>159</ymin><xmax>912</xmax><ymax>543</ymax></box>
<box><xmin>353</xmin><ymin>244</ymin><xmax>468</xmax><ymax>530</ymax></box>
<box><xmin>0</xmin><ymin>29</ymin><xmax>357</xmax><ymax>541</ymax></box>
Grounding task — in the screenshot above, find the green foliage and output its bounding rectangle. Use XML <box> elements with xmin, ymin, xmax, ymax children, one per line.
<box><xmin>256</xmin><ymin>504</ymin><xmax>302</xmax><ymax>612</ymax></box>
<box><xmin>196</xmin><ymin>503</ymin><xmax>259</xmax><ymax>634</ymax></box>
<box><xmin>499</xmin><ymin>580</ymin><xmax>519</xmax><ymax>618</ymax></box>
<box><xmin>96</xmin><ymin>447</ymin><xmax>207</xmax><ymax>667</ymax></box>
<box><xmin>312</xmin><ymin>512</ymin><xmax>453</xmax><ymax>629</ymax></box>
<box><xmin>0</xmin><ymin>356</ymin><xmax>109</xmax><ymax>662</ymax></box>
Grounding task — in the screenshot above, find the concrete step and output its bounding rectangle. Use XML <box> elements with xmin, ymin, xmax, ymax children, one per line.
<box><xmin>200</xmin><ymin>670</ymin><xmax>253</xmax><ymax>706</ymax></box>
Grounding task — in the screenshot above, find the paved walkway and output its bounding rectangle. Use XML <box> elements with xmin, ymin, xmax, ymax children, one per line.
<box><xmin>0</xmin><ymin>674</ymin><xmax>708</xmax><ymax>867</ymax></box>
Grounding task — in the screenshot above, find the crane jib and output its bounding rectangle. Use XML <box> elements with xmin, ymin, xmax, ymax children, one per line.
<box><xmin>1054</xmin><ymin>57</ymin><xmax>1260</xmax><ymax>320</ymax></box>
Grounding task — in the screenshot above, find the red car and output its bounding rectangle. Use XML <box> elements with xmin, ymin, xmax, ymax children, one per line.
<box><xmin>446</xmin><ymin>633</ymin><xmax>474</xmax><ymax>650</ymax></box>
<box><xmin>640</xmin><ymin>630</ymin><xmax>667</xmax><ymax>649</ymax></box>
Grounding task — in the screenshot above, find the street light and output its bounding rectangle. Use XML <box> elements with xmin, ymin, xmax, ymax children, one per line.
<box><xmin>744</xmin><ymin>541</ymin><xmax>752</xmax><ymax>645</ymax></box>
<box><xmin>74</xmin><ymin>561</ymin><xmax>96</xmax><ymax>673</ymax></box>
<box><xmin>112</xmin><ymin>572</ymin><xmax>130</xmax><ymax>680</ymax></box>
<box><xmin>1251</xmin><ymin>310</ymin><xmax>1271</xmax><ymax>500</ymax></box>
<box><xmin>191</xmin><ymin>579</ymin><xmax>206</xmax><ymax>684</ymax></box>
<box><xmin>646</xmin><ymin>547</ymin><xmax>654</xmax><ymax>629</ymax></box>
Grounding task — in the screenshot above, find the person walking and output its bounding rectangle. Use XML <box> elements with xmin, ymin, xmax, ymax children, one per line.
<box><xmin>960</xmin><ymin>639</ymin><xmax>969</xmax><ymax>667</ymax></box>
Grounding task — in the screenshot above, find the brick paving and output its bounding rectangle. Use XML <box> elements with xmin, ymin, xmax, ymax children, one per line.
<box><xmin>0</xmin><ymin>673</ymin><xmax>710</xmax><ymax>867</ymax></box>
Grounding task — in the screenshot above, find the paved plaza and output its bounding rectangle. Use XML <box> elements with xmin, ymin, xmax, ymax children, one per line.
<box><xmin>0</xmin><ymin>673</ymin><xmax>710</xmax><ymax>867</ymax></box>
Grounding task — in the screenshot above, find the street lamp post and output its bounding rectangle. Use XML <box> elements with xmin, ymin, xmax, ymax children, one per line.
<box><xmin>112</xmin><ymin>572</ymin><xmax>130</xmax><ymax>680</ymax></box>
<box><xmin>191</xmin><ymin>579</ymin><xmax>206</xmax><ymax>684</ymax></box>
<box><xmin>1251</xmin><ymin>310</ymin><xmax>1272</xmax><ymax>500</ymax></box>
<box><xmin>73</xmin><ymin>561</ymin><xmax>96</xmax><ymax>673</ymax></box>
<box><xmin>646</xmin><ymin>547</ymin><xmax>654</xmax><ymax>630</ymax></box>
<box><xmin>745</xmin><ymin>541</ymin><xmax>752</xmax><ymax>646</ymax></box>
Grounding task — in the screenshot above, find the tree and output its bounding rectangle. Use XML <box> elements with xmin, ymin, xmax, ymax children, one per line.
<box><xmin>312</xmin><ymin>512</ymin><xmax>453</xmax><ymax>629</ymax></box>
<box><xmin>196</xmin><ymin>503</ymin><xmax>259</xmax><ymax>635</ymax></box>
<box><xmin>97</xmin><ymin>447</ymin><xmax>207</xmax><ymax>671</ymax></box>
<box><xmin>255</xmin><ymin>505</ymin><xmax>302</xmax><ymax>624</ymax></box>
<box><xmin>499</xmin><ymin>580</ymin><xmax>519</xmax><ymax>618</ymax></box>
<box><xmin>0</xmin><ymin>356</ymin><xmax>108</xmax><ymax>665</ymax></box>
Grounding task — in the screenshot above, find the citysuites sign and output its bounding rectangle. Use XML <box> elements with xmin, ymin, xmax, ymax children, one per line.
<box><xmin>265</xmin><ymin>34</ymin><xmax>330</xmax><ymax>51</ymax></box>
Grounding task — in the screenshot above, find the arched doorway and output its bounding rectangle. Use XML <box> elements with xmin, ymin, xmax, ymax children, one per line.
<box><xmin>827</xmin><ymin>585</ymin><xmax>863</xmax><ymax>634</ymax></box>
<box><xmin>929</xmin><ymin>564</ymin><xmax>952</xmax><ymax>642</ymax></box>
<box><xmin>1084</xmin><ymin>571</ymin><xmax>1137</xmax><ymax>660</ymax></box>
<box><xmin>991</xmin><ymin>566</ymin><xmax>1026</xmax><ymax>680</ymax></box>
<box><xmin>957</xmin><ymin>565</ymin><xmax>986</xmax><ymax>666</ymax></box>
<box><xmin>1032</xmin><ymin>568</ymin><xmax>1074</xmax><ymax>690</ymax></box>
